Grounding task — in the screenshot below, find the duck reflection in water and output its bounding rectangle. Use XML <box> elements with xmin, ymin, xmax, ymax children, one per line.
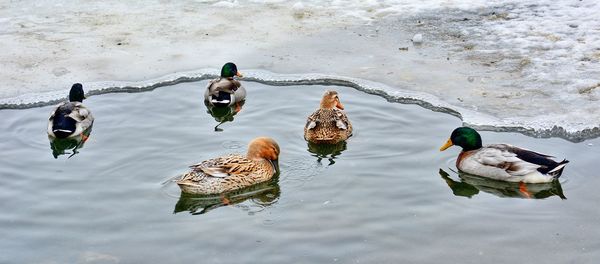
<box><xmin>306</xmin><ymin>141</ymin><xmax>347</xmax><ymax>166</ymax></box>
<box><xmin>48</xmin><ymin>126</ymin><xmax>93</xmax><ymax>159</ymax></box>
<box><xmin>204</xmin><ymin>100</ymin><xmax>244</xmax><ymax>132</ymax></box>
<box><xmin>174</xmin><ymin>178</ymin><xmax>280</xmax><ymax>215</ymax></box>
<box><xmin>438</xmin><ymin>168</ymin><xmax>566</xmax><ymax>199</ymax></box>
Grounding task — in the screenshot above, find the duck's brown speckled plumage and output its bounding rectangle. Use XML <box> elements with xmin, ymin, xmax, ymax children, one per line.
<box><xmin>304</xmin><ymin>91</ymin><xmax>352</xmax><ymax>144</ymax></box>
<box><xmin>177</xmin><ymin>137</ymin><xmax>279</xmax><ymax>194</ymax></box>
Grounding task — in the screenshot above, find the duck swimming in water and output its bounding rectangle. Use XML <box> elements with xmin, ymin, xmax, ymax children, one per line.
<box><xmin>440</xmin><ymin>127</ymin><xmax>569</xmax><ymax>183</ymax></box>
<box><xmin>47</xmin><ymin>83</ymin><xmax>94</xmax><ymax>139</ymax></box>
<box><xmin>204</xmin><ymin>62</ymin><xmax>246</xmax><ymax>107</ymax></box>
<box><xmin>176</xmin><ymin>137</ymin><xmax>280</xmax><ymax>195</ymax></box>
<box><xmin>304</xmin><ymin>90</ymin><xmax>352</xmax><ymax>144</ymax></box>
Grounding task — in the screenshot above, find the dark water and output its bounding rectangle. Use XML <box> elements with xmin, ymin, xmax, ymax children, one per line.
<box><xmin>1</xmin><ymin>81</ymin><xmax>599</xmax><ymax>263</ymax></box>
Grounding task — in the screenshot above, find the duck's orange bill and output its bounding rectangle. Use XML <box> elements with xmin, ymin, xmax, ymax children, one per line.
<box><xmin>336</xmin><ymin>100</ymin><xmax>345</xmax><ymax>110</ymax></box>
<box><xmin>439</xmin><ymin>138</ymin><xmax>454</xmax><ymax>151</ymax></box>
<box><xmin>236</xmin><ymin>71</ymin><xmax>243</xmax><ymax>77</ymax></box>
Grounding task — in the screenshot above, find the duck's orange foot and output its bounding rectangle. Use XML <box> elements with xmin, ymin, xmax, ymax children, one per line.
<box><xmin>221</xmin><ymin>195</ymin><xmax>231</xmax><ymax>205</ymax></box>
<box><xmin>518</xmin><ymin>181</ymin><xmax>532</xmax><ymax>199</ymax></box>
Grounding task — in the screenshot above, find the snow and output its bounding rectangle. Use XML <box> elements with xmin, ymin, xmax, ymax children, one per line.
<box><xmin>412</xmin><ymin>33</ymin><xmax>423</xmax><ymax>44</ymax></box>
<box><xmin>1</xmin><ymin>0</ymin><xmax>599</xmax><ymax>141</ymax></box>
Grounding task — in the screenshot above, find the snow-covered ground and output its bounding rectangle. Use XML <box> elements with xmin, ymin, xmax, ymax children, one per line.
<box><xmin>1</xmin><ymin>0</ymin><xmax>599</xmax><ymax>140</ymax></box>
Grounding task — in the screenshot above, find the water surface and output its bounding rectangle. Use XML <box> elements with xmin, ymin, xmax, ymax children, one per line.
<box><xmin>1</xmin><ymin>81</ymin><xmax>598</xmax><ymax>263</ymax></box>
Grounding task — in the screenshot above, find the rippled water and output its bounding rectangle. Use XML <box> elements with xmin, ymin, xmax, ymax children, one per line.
<box><xmin>1</xmin><ymin>81</ymin><xmax>599</xmax><ymax>263</ymax></box>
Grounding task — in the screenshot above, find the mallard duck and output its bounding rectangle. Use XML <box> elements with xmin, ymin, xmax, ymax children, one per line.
<box><xmin>47</xmin><ymin>83</ymin><xmax>94</xmax><ymax>139</ymax></box>
<box><xmin>440</xmin><ymin>127</ymin><xmax>569</xmax><ymax>183</ymax></box>
<box><xmin>204</xmin><ymin>62</ymin><xmax>246</xmax><ymax>107</ymax></box>
<box><xmin>177</xmin><ymin>137</ymin><xmax>280</xmax><ymax>194</ymax></box>
<box><xmin>304</xmin><ymin>90</ymin><xmax>352</xmax><ymax>144</ymax></box>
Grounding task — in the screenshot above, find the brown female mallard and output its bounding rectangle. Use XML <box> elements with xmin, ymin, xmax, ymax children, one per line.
<box><xmin>304</xmin><ymin>90</ymin><xmax>352</xmax><ymax>144</ymax></box>
<box><xmin>177</xmin><ymin>137</ymin><xmax>280</xmax><ymax>194</ymax></box>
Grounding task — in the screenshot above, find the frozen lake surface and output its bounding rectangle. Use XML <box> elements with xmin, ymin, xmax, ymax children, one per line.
<box><xmin>1</xmin><ymin>0</ymin><xmax>599</xmax><ymax>138</ymax></box>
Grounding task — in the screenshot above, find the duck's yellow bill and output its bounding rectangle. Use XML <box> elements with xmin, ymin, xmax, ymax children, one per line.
<box><xmin>236</xmin><ymin>71</ymin><xmax>243</xmax><ymax>77</ymax></box>
<box><xmin>439</xmin><ymin>138</ymin><xmax>454</xmax><ymax>151</ymax></box>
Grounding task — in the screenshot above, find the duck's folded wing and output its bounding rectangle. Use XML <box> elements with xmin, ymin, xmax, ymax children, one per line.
<box><xmin>500</xmin><ymin>144</ymin><xmax>562</xmax><ymax>173</ymax></box>
<box><xmin>48</xmin><ymin>103</ymin><xmax>64</xmax><ymax>120</ymax></box>
<box><xmin>206</xmin><ymin>79</ymin><xmax>219</xmax><ymax>95</ymax></box>
<box><xmin>212</xmin><ymin>78</ymin><xmax>239</xmax><ymax>93</ymax></box>
<box><xmin>198</xmin><ymin>167</ymin><xmax>229</xmax><ymax>178</ymax></box>
<box><xmin>71</xmin><ymin>104</ymin><xmax>92</xmax><ymax>122</ymax></box>
<box><xmin>474</xmin><ymin>146</ymin><xmax>541</xmax><ymax>176</ymax></box>
<box><xmin>333</xmin><ymin>109</ymin><xmax>350</xmax><ymax>130</ymax></box>
<box><xmin>189</xmin><ymin>154</ymin><xmax>255</xmax><ymax>178</ymax></box>
<box><xmin>77</xmin><ymin>106</ymin><xmax>90</xmax><ymax>119</ymax></box>
<box><xmin>305</xmin><ymin>111</ymin><xmax>320</xmax><ymax>130</ymax></box>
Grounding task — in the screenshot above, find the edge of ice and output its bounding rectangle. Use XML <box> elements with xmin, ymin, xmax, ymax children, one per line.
<box><xmin>1</xmin><ymin>69</ymin><xmax>596</xmax><ymax>142</ymax></box>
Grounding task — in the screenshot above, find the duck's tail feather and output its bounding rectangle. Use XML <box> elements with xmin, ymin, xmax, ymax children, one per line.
<box><xmin>210</xmin><ymin>91</ymin><xmax>232</xmax><ymax>106</ymax></box>
<box><xmin>548</xmin><ymin>159</ymin><xmax>569</xmax><ymax>178</ymax></box>
<box><xmin>52</xmin><ymin>108</ymin><xmax>77</xmax><ymax>138</ymax></box>
<box><xmin>162</xmin><ymin>174</ymin><xmax>183</xmax><ymax>185</ymax></box>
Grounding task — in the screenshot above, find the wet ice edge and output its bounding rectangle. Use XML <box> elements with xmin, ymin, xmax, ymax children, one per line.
<box><xmin>1</xmin><ymin>69</ymin><xmax>596</xmax><ymax>142</ymax></box>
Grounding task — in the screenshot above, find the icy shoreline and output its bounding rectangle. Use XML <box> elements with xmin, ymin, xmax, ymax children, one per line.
<box><xmin>1</xmin><ymin>0</ymin><xmax>599</xmax><ymax>141</ymax></box>
<box><xmin>1</xmin><ymin>69</ymin><xmax>596</xmax><ymax>142</ymax></box>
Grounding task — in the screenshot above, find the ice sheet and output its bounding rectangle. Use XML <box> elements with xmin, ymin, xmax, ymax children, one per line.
<box><xmin>1</xmin><ymin>0</ymin><xmax>598</xmax><ymax>141</ymax></box>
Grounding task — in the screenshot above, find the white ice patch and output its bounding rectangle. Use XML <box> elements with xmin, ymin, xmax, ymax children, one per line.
<box><xmin>412</xmin><ymin>33</ymin><xmax>423</xmax><ymax>44</ymax></box>
<box><xmin>1</xmin><ymin>0</ymin><xmax>600</xmax><ymax>141</ymax></box>
<box><xmin>212</xmin><ymin>1</ymin><xmax>239</xmax><ymax>7</ymax></box>
<box><xmin>471</xmin><ymin>1</ymin><xmax>600</xmax><ymax>94</ymax></box>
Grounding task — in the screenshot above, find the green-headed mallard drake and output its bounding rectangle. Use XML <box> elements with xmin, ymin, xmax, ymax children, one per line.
<box><xmin>440</xmin><ymin>127</ymin><xmax>569</xmax><ymax>183</ymax></box>
<box><xmin>177</xmin><ymin>137</ymin><xmax>280</xmax><ymax>194</ymax></box>
<box><xmin>204</xmin><ymin>62</ymin><xmax>246</xmax><ymax>107</ymax></box>
<box><xmin>47</xmin><ymin>83</ymin><xmax>94</xmax><ymax>139</ymax></box>
<box><xmin>304</xmin><ymin>90</ymin><xmax>352</xmax><ymax>144</ymax></box>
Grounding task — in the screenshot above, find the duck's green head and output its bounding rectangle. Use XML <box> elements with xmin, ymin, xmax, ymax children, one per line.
<box><xmin>69</xmin><ymin>83</ymin><xmax>86</xmax><ymax>102</ymax></box>
<box><xmin>440</xmin><ymin>127</ymin><xmax>482</xmax><ymax>151</ymax></box>
<box><xmin>221</xmin><ymin>62</ymin><xmax>243</xmax><ymax>78</ymax></box>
